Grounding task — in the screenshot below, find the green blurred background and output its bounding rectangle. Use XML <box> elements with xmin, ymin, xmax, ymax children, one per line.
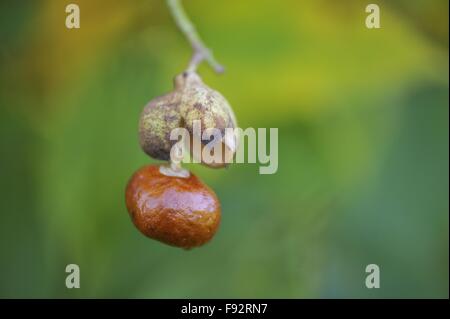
<box><xmin>0</xmin><ymin>0</ymin><xmax>448</xmax><ymax>298</ymax></box>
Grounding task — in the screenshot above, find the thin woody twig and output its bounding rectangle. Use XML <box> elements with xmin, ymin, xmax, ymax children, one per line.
<box><xmin>166</xmin><ymin>0</ymin><xmax>224</xmax><ymax>73</ymax></box>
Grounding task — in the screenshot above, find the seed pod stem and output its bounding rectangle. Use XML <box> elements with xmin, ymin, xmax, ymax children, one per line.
<box><xmin>159</xmin><ymin>161</ymin><xmax>190</xmax><ymax>178</ymax></box>
<box><xmin>166</xmin><ymin>0</ymin><xmax>225</xmax><ymax>73</ymax></box>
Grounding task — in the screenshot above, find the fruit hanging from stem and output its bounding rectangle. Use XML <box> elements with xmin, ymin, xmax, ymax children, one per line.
<box><xmin>126</xmin><ymin>0</ymin><xmax>234</xmax><ymax>249</ymax></box>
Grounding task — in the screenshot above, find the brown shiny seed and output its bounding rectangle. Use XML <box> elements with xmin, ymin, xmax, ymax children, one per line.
<box><xmin>125</xmin><ymin>165</ymin><xmax>221</xmax><ymax>249</ymax></box>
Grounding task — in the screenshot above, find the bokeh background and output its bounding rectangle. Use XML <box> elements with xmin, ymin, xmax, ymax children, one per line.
<box><xmin>0</xmin><ymin>0</ymin><xmax>448</xmax><ymax>298</ymax></box>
